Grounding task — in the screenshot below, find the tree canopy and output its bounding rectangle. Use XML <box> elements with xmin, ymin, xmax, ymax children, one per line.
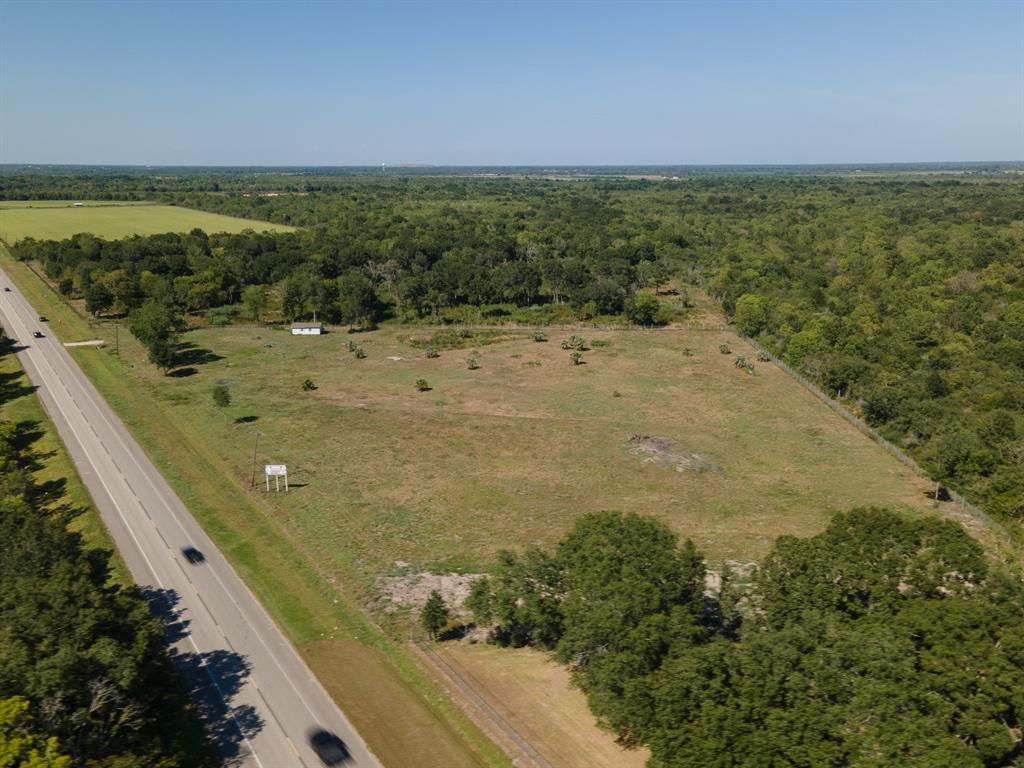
<box><xmin>472</xmin><ymin>508</ymin><xmax>1024</xmax><ymax>768</ymax></box>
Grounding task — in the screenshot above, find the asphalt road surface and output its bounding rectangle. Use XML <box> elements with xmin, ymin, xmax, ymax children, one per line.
<box><xmin>0</xmin><ymin>271</ymin><xmax>381</xmax><ymax>768</ymax></box>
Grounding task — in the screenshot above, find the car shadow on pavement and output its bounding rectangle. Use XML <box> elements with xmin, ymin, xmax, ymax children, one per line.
<box><xmin>141</xmin><ymin>585</ymin><xmax>265</xmax><ymax>764</ymax></box>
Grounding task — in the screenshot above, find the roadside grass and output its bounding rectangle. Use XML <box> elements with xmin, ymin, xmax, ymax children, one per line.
<box><xmin>0</xmin><ymin>247</ymin><xmax>509</xmax><ymax>768</ymax></box>
<box><xmin>0</xmin><ymin>203</ymin><xmax>294</xmax><ymax>241</ymax></box>
<box><xmin>0</xmin><ymin>340</ymin><xmax>130</xmax><ymax>583</ymax></box>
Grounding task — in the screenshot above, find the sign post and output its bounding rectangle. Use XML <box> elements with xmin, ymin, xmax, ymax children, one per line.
<box><xmin>264</xmin><ymin>464</ymin><xmax>288</xmax><ymax>492</ymax></box>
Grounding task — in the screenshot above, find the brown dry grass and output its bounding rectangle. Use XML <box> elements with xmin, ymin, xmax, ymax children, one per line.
<box><xmin>434</xmin><ymin>643</ymin><xmax>648</xmax><ymax>768</ymax></box>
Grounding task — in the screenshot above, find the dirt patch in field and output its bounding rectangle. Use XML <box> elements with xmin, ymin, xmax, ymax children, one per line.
<box><xmin>374</xmin><ymin>566</ymin><xmax>481</xmax><ymax>617</ymax></box>
<box><xmin>627</xmin><ymin>434</ymin><xmax>720</xmax><ymax>473</ymax></box>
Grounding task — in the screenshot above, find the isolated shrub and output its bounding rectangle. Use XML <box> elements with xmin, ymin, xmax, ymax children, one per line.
<box><xmin>354</xmin><ymin>347</ymin><xmax>366</xmax><ymax>359</ymax></box>
<box><xmin>570</xmin><ymin>351</ymin><xmax>583</xmax><ymax>366</ymax></box>
<box><xmin>682</xmin><ymin>346</ymin><xmax>693</xmax><ymax>357</ymax></box>
<box><xmin>346</xmin><ymin>340</ymin><xmax>358</xmax><ymax>352</ymax></box>
<box><xmin>561</xmin><ymin>335</ymin><xmax>586</xmax><ymax>351</ymax></box>
<box><xmin>466</xmin><ymin>355</ymin><xmax>479</xmax><ymax>370</ymax></box>
<box><xmin>421</xmin><ymin>590</ymin><xmax>449</xmax><ymax>640</ymax></box>
<box><xmin>757</xmin><ymin>350</ymin><xmax>771</xmax><ymax>362</ymax></box>
<box><xmin>212</xmin><ymin>384</ymin><xmax>231</xmax><ymax>408</ymax></box>
<box><xmin>415</xmin><ymin>378</ymin><xmax>430</xmax><ymax>391</ymax></box>
<box><xmin>425</xmin><ymin>346</ymin><xmax>439</xmax><ymax>358</ymax></box>
<box><xmin>457</xmin><ymin>328</ymin><xmax>472</xmax><ymax>339</ymax></box>
<box><xmin>719</xmin><ymin>343</ymin><xmax>731</xmax><ymax>355</ymax></box>
<box><xmin>533</xmin><ymin>330</ymin><xmax>547</xmax><ymax>342</ymax></box>
<box><xmin>734</xmin><ymin>355</ymin><xmax>748</xmax><ymax>369</ymax></box>
<box><xmin>302</xmin><ymin>379</ymin><xmax>316</xmax><ymax>391</ymax></box>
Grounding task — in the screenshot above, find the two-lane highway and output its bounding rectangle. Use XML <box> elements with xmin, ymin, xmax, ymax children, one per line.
<box><xmin>0</xmin><ymin>270</ymin><xmax>381</xmax><ymax>768</ymax></box>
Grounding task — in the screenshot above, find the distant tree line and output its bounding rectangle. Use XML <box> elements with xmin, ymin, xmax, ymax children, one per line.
<box><xmin>0</xmin><ymin>336</ymin><xmax>216</xmax><ymax>766</ymax></box>
<box><xmin>465</xmin><ymin>509</ymin><xmax>1024</xmax><ymax>768</ymax></box>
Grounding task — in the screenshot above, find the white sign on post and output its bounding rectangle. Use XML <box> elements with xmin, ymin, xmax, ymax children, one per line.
<box><xmin>264</xmin><ymin>464</ymin><xmax>288</xmax><ymax>492</ymax></box>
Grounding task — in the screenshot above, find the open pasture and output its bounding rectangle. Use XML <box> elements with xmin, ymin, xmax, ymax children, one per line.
<box><xmin>0</xmin><ymin>201</ymin><xmax>294</xmax><ymax>242</ymax></box>
<box><xmin>112</xmin><ymin>323</ymin><xmax>940</xmax><ymax>585</ymax></box>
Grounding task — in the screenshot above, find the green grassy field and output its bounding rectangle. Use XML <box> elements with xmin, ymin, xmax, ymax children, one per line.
<box><xmin>0</xmin><ymin>202</ymin><xmax>294</xmax><ymax>242</ymax></box>
<box><xmin>134</xmin><ymin>324</ymin><xmax>943</xmax><ymax>574</ymax></box>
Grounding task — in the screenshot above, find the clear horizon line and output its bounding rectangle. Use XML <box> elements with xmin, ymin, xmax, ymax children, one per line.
<box><xmin>1</xmin><ymin>159</ymin><xmax>1022</xmax><ymax>169</ymax></box>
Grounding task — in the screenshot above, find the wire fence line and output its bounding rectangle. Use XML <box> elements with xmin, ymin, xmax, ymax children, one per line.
<box><xmin>735</xmin><ymin>332</ymin><xmax>1005</xmax><ymax>536</ymax></box>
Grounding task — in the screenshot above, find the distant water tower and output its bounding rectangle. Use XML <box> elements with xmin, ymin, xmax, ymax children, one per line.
<box><xmin>381</xmin><ymin>163</ymin><xmax>385</xmax><ymax>175</ymax></box>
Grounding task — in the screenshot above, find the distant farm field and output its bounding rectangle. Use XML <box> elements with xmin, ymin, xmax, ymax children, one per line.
<box><xmin>0</xmin><ymin>202</ymin><xmax>294</xmax><ymax>241</ymax></box>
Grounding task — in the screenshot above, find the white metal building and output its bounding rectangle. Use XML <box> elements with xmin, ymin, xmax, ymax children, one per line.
<box><xmin>291</xmin><ymin>322</ymin><xmax>324</xmax><ymax>335</ymax></box>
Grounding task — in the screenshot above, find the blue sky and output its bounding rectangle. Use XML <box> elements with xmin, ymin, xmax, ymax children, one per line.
<box><xmin>1</xmin><ymin>0</ymin><xmax>1021</xmax><ymax>165</ymax></box>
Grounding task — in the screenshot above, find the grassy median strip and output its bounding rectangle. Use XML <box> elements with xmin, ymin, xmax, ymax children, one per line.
<box><xmin>0</xmin><ymin>247</ymin><xmax>511</xmax><ymax>768</ymax></box>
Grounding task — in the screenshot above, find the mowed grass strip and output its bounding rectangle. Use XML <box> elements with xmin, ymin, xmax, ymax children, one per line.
<box><xmin>0</xmin><ymin>203</ymin><xmax>294</xmax><ymax>241</ymax></box>
<box><xmin>0</xmin><ymin>249</ymin><xmax>509</xmax><ymax>768</ymax></box>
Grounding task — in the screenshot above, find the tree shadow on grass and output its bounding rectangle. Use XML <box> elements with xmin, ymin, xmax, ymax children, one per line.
<box><xmin>168</xmin><ymin>367</ymin><xmax>198</xmax><ymax>378</ymax></box>
<box><xmin>9</xmin><ymin>419</ymin><xmax>48</xmax><ymax>459</ymax></box>
<box><xmin>176</xmin><ymin>342</ymin><xmax>224</xmax><ymax>368</ymax></box>
<box><xmin>0</xmin><ymin>369</ymin><xmax>38</xmax><ymax>406</ymax></box>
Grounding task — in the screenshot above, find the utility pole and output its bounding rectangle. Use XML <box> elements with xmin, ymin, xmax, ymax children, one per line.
<box><xmin>250</xmin><ymin>430</ymin><xmax>261</xmax><ymax>487</ymax></box>
<box><xmin>114</xmin><ymin>323</ymin><xmax>119</xmax><ymax>355</ymax></box>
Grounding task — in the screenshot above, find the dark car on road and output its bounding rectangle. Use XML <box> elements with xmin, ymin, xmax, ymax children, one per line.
<box><xmin>32</xmin><ymin>331</ymin><xmax>44</xmax><ymax>339</ymax></box>
<box><xmin>308</xmin><ymin>728</ymin><xmax>349</xmax><ymax>765</ymax></box>
<box><xmin>38</xmin><ymin>315</ymin><xmax>47</xmax><ymax>322</ymax></box>
<box><xmin>180</xmin><ymin>546</ymin><xmax>205</xmax><ymax>564</ymax></box>
<box><xmin>3</xmin><ymin>287</ymin><xmax>10</xmax><ymax>292</ymax></box>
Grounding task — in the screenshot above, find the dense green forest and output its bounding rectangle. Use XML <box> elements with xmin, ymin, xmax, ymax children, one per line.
<box><xmin>0</xmin><ymin>336</ymin><xmax>217</xmax><ymax>767</ymax></box>
<box><xmin>4</xmin><ymin>172</ymin><xmax>1022</xmax><ymax>524</ymax></box>
<box><xmin>464</xmin><ymin>509</ymin><xmax>1024</xmax><ymax>768</ymax></box>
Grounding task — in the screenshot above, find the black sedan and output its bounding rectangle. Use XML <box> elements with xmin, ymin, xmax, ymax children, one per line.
<box><xmin>180</xmin><ymin>546</ymin><xmax>205</xmax><ymax>564</ymax></box>
<box><xmin>308</xmin><ymin>728</ymin><xmax>349</xmax><ymax>765</ymax></box>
